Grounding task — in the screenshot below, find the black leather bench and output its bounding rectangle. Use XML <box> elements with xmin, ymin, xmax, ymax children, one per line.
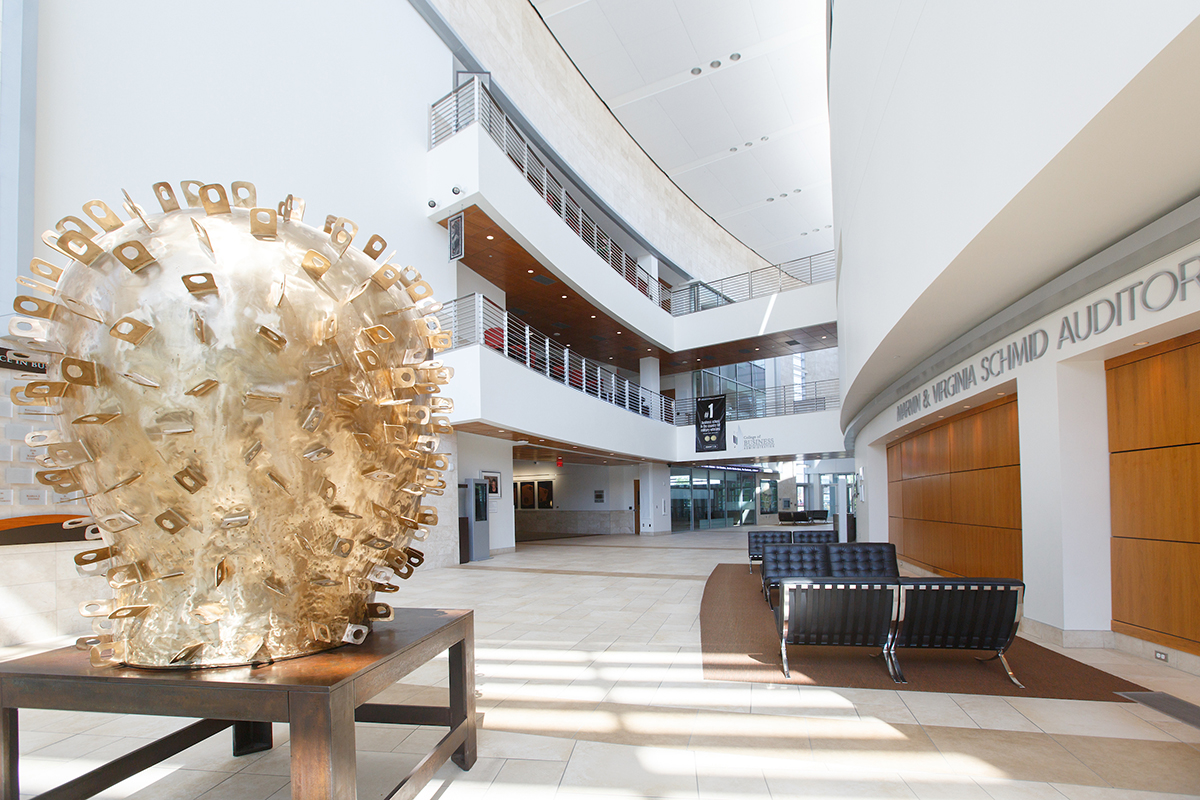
<box><xmin>761</xmin><ymin>542</ymin><xmax>898</xmax><ymax>603</ymax></box>
<box><xmin>793</xmin><ymin>530</ymin><xmax>837</xmax><ymax>544</ymax></box>
<box><xmin>747</xmin><ymin>531</ymin><xmax>794</xmax><ymax>572</ymax></box>
<box><xmin>775</xmin><ymin>574</ymin><xmax>1026</xmax><ymax>686</ymax></box>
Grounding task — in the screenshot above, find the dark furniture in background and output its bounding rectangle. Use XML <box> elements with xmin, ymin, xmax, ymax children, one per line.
<box><xmin>0</xmin><ymin>610</ymin><xmax>477</xmax><ymax>800</ymax></box>
<box><xmin>760</xmin><ymin>542</ymin><xmax>897</xmax><ymax>603</ymax></box>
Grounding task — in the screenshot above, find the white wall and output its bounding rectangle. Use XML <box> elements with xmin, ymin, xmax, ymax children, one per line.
<box><xmin>831</xmin><ymin>1</ymin><xmax>1200</xmax><ymax>427</ymax></box>
<box><xmin>457</xmin><ymin>263</ymin><xmax>506</xmax><ymax>308</ymax></box>
<box><xmin>456</xmin><ymin>431</ymin><xmax>516</xmax><ymax>553</ymax></box>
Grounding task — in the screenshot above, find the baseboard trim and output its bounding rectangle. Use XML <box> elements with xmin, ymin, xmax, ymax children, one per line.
<box><xmin>490</xmin><ymin>546</ymin><xmax>516</xmax><ymax>555</ymax></box>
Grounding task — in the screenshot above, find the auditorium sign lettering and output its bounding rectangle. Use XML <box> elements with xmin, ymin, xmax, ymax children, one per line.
<box><xmin>895</xmin><ymin>252</ymin><xmax>1200</xmax><ymax>423</ymax></box>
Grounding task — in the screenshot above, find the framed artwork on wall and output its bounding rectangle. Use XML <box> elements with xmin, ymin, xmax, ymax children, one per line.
<box><xmin>519</xmin><ymin>481</ymin><xmax>536</xmax><ymax>509</ymax></box>
<box><xmin>513</xmin><ymin>483</ymin><xmax>519</xmax><ymax>508</ymax></box>
<box><xmin>481</xmin><ymin>470</ymin><xmax>501</xmax><ymax>496</ymax></box>
<box><xmin>537</xmin><ymin>480</ymin><xmax>554</xmax><ymax>509</ymax></box>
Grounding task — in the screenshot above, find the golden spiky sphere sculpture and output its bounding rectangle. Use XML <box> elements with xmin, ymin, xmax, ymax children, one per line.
<box><xmin>11</xmin><ymin>181</ymin><xmax>453</xmax><ymax>668</ymax></box>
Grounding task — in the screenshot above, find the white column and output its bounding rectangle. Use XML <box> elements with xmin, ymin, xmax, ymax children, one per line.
<box><xmin>1018</xmin><ymin>360</ymin><xmax>1113</xmax><ymax>644</ymax></box>
<box><xmin>856</xmin><ymin>442</ymin><xmax>889</xmax><ymax>543</ymax></box>
<box><xmin>0</xmin><ymin>0</ymin><xmax>39</xmax><ymax>305</ymax></box>
<box><xmin>638</xmin><ymin>462</ymin><xmax>671</xmax><ymax>535</ymax></box>
<box><xmin>637</xmin><ymin>253</ymin><xmax>659</xmax><ymax>280</ymax></box>
<box><xmin>639</xmin><ymin>356</ymin><xmax>660</xmax><ymax>419</ymax></box>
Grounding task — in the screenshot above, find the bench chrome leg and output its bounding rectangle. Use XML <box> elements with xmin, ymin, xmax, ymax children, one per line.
<box><xmin>780</xmin><ymin>641</ymin><xmax>790</xmax><ymax>678</ymax></box>
<box><xmin>976</xmin><ymin>651</ymin><xmax>1024</xmax><ymax>688</ymax></box>
<box><xmin>883</xmin><ymin>649</ymin><xmax>907</xmax><ymax>684</ymax></box>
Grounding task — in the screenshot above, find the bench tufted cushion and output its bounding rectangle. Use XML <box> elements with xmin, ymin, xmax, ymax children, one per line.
<box><xmin>828</xmin><ymin>543</ymin><xmax>898</xmax><ymax>577</ymax></box>
<box><xmin>748</xmin><ymin>531</ymin><xmax>796</xmax><ymax>559</ymax></box>
<box><xmin>894</xmin><ymin>578</ymin><xmax>1024</xmax><ymax>650</ymax></box>
<box><xmin>793</xmin><ymin>530</ymin><xmax>837</xmax><ymax>544</ymax></box>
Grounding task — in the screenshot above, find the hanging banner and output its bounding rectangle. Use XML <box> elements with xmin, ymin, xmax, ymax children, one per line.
<box><xmin>695</xmin><ymin>395</ymin><xmax>726</xmax><ymax>452</ymax></box>
<box><xmin>448</xmin><ymin>212</ymin><xmax>464</xmax><ymax>261</ymax></box>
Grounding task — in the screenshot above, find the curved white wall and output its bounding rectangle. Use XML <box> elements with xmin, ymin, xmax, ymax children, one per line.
<box><xmin>831</xmin><ymin>1</ymin><xmax>1200</xmax><ymax>429</ymax></box>
<box><xmin>427</xmin><ymin>0</ymin><xmax>770</xmax><ymax>282</ymax></box>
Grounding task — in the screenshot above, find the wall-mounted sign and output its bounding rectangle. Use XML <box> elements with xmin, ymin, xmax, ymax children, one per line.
<box><xmin>696</xmin><ymin>395</ymin><xmax>726</xmax><ymax>452</ymax></box>
<box><xmin>895</xmin><ymin>253</ymin><xmax>1200</xmax><ymax>424</ymax></box>
<box><xmin>448</xmin><ymin>212</ymin><xmax>464</xmax><ymax>261</ymax></box>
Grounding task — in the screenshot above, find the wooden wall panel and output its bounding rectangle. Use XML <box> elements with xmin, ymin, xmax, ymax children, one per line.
<box><xmin>901</xmin><ymin>425</ymin><xmax>950</xmax><ymax>479</ymax></box>
<box><xmin>1111</xmin><ymin>446</ymin><xmax>1200</xmax><ymax>544</ymax></box>
<box><xmin>1108</xmin><ymin>343</ymin><xmax>1200</xmax><ymax>452</ymax></box>
<box><xmin>1112</xmin><ymin>538</ymin><xmax>1200</xmax><ymax>651</ymax></box>
<box><xmin>1106</xmin><ymin>331</ymin><xmax>1200</xmax><ymax>655</ymax></box>
<box><xmin>901</xmin><ymin>474</ymin><xmax>952</xmax><ymax>522</ymax></box>
<box><xmin>950</xmin><ymin>466</ymin><xmax>1021</xmax><ymax>529</ymax></box>
<box><xmin>888</xmin><ymin>480</ymin><xmax>903</xmax><ymax>519</ymax></box>
<box><xmin>889</xmin><ymin>516</ymin><xmax>904</xmax><ymax>554</ymax></box>
<box><xmin>886</xmin><ymin>396</ymin><xmax>1021</xmax><ymax>579</ymax></box>
<box><xmin>949</xmin><ymin>401</ymin><xmax>1020</xmax><ymax>472</ymax></box>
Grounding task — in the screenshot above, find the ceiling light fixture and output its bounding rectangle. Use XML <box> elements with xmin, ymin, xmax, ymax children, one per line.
<box><xmin>691</xmin><ymin>67</ymin><xmax>702</xmax><ymax>75</ymax></box>
<box><xmin>729</xmin><ymin>147</ymin><xmax>737</xmax><ymax>152</ymax></box>
<box><xmin>710</xmin><ymin>60</ymin><xmax>721</xmax><ymax>68</ymax></box>
<box><xmin>590</xmin><ymin>315</ymin><xmax>596</xmax><ymax>318</ymax></box>
<box><xmin>780</xmin><ymin>194</ymin><xmax>787</xmax><ymax>198</ymax></box>
<box><xmin>793</xmin><ymin>188</ymin><xmax>801</xmax><ymax>193</ymax></box>
<box><xmin>761</xmin><ymin>136</ymin><xmax>768</xmax><ymax>141</ymax></box>
<box><xmin>766</xmin><ymin>197</ymin><xmax>775</xmax><ymax>202</ymax></box>
<box><xmin>1135</xmin><ymin>341</ymin><xmax>1149</xmax><ymax>346</ymax></box>
<box><xmin>745</xmin><ymin>142</ymin><xmax>753</xmax><ymax>147</ymax></box>
<box><xmin>527</xmin><ymin>269</ymin><xmax>534</xmax><ymax>273</ymax></box>
<box><xmin>730</xmin><ymin>53</ymin><xmax>741</xmax><ymax>61</ymax></box>
<box><xmin>616</xmin><ymin>331</ymin><xmax>622</xmax><ymax>334</ymax></box>
<box><xmin>486</xmin><ymin>235</ymin><xmax>494</xmax><ymax>240</ymax></box>
<box><xmin>561</xmin><ymin>295</ymin><xmax>567</xmax><ymax>299</ymax></box>
<box><xmin>800</xmin><ymin>231</ymin><xmax>806</xmax><ymax>235</ymax></box>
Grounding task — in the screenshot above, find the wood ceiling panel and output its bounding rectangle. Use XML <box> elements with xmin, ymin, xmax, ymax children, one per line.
<box><xmin>445</xmin><ymin>205</ymin><xmax>837</xmax><ymax>375</ymax></box>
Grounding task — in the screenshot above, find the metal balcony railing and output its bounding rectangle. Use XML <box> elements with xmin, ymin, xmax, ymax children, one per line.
<box><xmin>429</xmin><ymin>78</ymin><xmax>835</xmax><ymax>318</ymax></box>
<box><xmin>431</xmin><ymin>78</ymin><xmax>671</xmax><ymax>311</ymax></box>
<box><xmin>434</xmin><ymin>294</ymin><xmax>676</xmax><ymax>424</ymax></box>
<box><xmin>672</xmin><ymin>380</ymin><xmax>840</xmax><ymax>427</ymax></box>
<box><xmin>668</xmin><ymin>252</ymin><xmax>837</xmax><ymax>315</ymax></box>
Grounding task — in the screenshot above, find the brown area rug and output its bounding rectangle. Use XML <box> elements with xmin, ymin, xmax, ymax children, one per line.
<box><xmin>700</xmin><ymin>564</ymin><xmax>1147</xmax><ymax>701</ymax></box>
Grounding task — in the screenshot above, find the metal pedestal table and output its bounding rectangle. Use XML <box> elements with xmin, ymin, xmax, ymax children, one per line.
<box><xmin>0</xmin><ymin>609</ymin><xmax>476</xmax><ymax>800</ymax></box>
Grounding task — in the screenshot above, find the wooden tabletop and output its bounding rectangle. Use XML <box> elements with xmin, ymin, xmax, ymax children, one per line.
<box><xmin>0</xmin><ymin>609</ymin><xmax>472</xmax><ymax>696</ymax></box>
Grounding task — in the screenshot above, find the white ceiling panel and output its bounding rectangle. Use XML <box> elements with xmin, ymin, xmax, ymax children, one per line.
<box><xmin>538</xmin><ymin>0</ymin><xmax>833</xmax><ymax>267</ymax></box>
<box><xmin>541</xmin><ymin>2</ymin><xmax>626</xmax><ymax>60</ymax></box>
<box><xmin>671</xmin><ymin>167</ymin><xmax>742</xmax><ymax>218</ymax></box>
<box><xmin>708</xmin><ymin>59</ymin><xmax>795</xmax><ymax>143</ymax></box>
<box><xmin>573</xmin><ymin>49</ymin><xmax>647</xmax><ymax>98</ymax></box>
<box><xmin>651</xmin><ymin>81</ymin><xmax>742</xmax><ymax>157</ymax></box>
<box><xmin>675</xmin><ymin>0</ymin><xmax>761</xmax><ymax>60</ymax></box>
<box><xmin>622</xmin><ymin>26</ymin><xmax>701</xmax><ymax>85</ymax></box>
<box><xmin>615</xmin><ymin>99</ymin><xmax>699</xmax><ymax>170</ymax></box>
<box><xmin>595</xmin><ymin>0</ymin><xmax>684</xmax><ymax>45</ymax></box>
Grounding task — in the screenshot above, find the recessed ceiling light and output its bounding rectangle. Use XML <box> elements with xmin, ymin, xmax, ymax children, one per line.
<box><xmin>780</xmin><ymin>194</ymin><xmax>787</xmax><ymax>198</ymax></box>
<box><xmin>825</xmin><ymin>225</ymin><xmax>832</xmax><ymax>228</ymax></box>
<box><xmin>745</xmin><ymin>142</ymin><xmax>753</xmax><ymax>147</ymax></box>
<box><xmin>963</xmin><ymin>405</ymin><xmax>971</xmax><ymax>409</ymax></box>
<box><xmin>608</xmin><ymin>357</ymin><xmax>613</xmax><ymax>360</ymax></box>
<box><xmin>729</xmin><ymin>147</ymin><xmax>737</xmax><ymax>152</ymax></box>
<box><xmin>937</xmin><ymin>415</ymin><xmax>944</xmax><ymax>418</ymax></box>
<box><xmin>711</xmin><ymin>60</ymin><xmax>721</xmax><ymax>68</ymax></box>
<box><xmin>616</xmin><ymin>331</ymin><xmax>622</xmax><ymax>334</ymax></box>
<box><xmin>497</xmin><ymin>429</ymin><xmax>505</xmax><ymax>432</ymax></box>
<box><xmin>527</xmin><ymin>269</ymin><xmax>534</xmax><ymax>273</ymax></box>
<box><xmin>486</xmin><ymin>235</ymin><xmax>494</xmax><ymax>240</ymax></box>
<box><xmin>691</xmin><ymin>67</ymin><xmax>702</xmax><ymax>75</ymax></box>
<box><xmin>812</xmin><ymin>229</ymin><xmax>820</xmax><ymax>233</ymax></box>
<box><xmin>997</xmin><ymin>391</ymin><xmax>1004</xmax><ymax>395</ymax></box>
<box><xmin>730</xmin><ymin>53</ymin><xmax>741</xmax><ymax>61</ymax></box>
<box><xmin>821</xmin><ymin>335</ymin><xmax>827</xmax><ymax>339</ymax></box>
<box><xmin>755</xmin><ymin>348</ymin><xmax>759</xmax><ymax>351</ymax></box>
<box><xmin>761</xmin><ymin>136</ymin><xmax>769</xmax><ymax>142</ymax></box>
<box><xmin>793</xmin><ymin>189</ymin><xmax>801</xmax><ymax>193</ymax></box>
<box><xmin>646</xmin><ymin>348</ymin><xmax>652</xmax><ymax>352</ymax></box>
<box><xmin>561</xmin><ymin>295</ymin><xmax>567</xmax><ymax>299</ymax></box>
<box><xmin>1135</xmin><ymin>341</ymin><xmax>1150</xmax><ymax>346</ymax></box>
<box><xmin>590</xmin><ymin>315</ymin><xmax>596</xmax><ymax>318</ymax></box>
<box><xmin>800</xmin><ymin>231</ymin><xmax>806</xmax><ymax>235</ymax></box>
<box><xmin>767</xmin><ymin>198</ymin><xmax>775</xmax><ymax>202</ymax></box>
